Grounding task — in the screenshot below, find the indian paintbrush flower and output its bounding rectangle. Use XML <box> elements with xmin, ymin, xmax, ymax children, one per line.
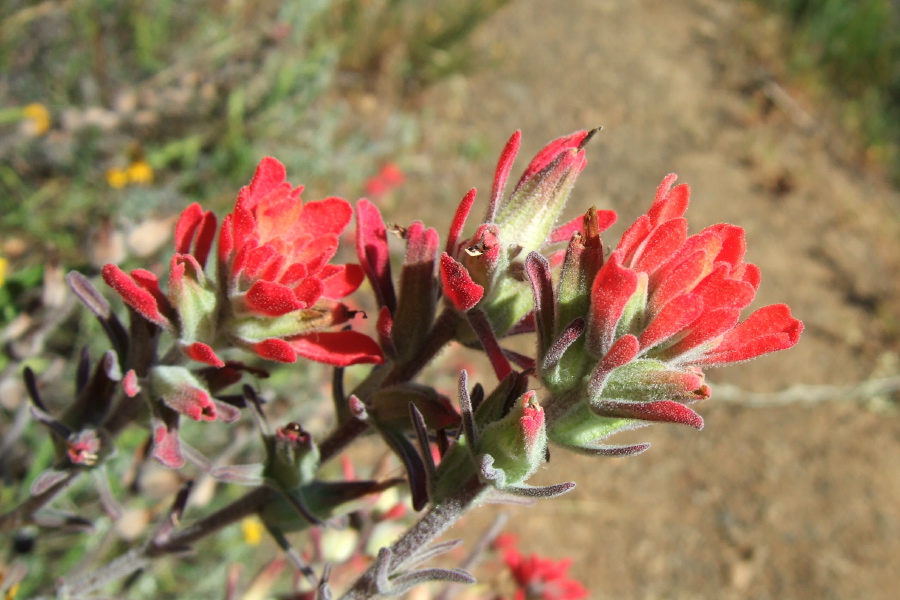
<box><xmin>216</xmin><ymin>157</ymin><xmax>382</xmax><ymax>366</ymax></box>
<box><xmin>102</xmin><ymin>157</ymin><xmax>383</xmax><ymax>368</ymax></box>
<box><xmin>440</xmin><ymin>130</ymin><xmax>616</xmax><ymax>339</ymax></box>
<box><xmin>427</xmin><ymin>372</ymin><xmax>572</xmax><ymax>503</ymax></box>
<box><xmin>528</xmin><ymin>175</ymin><xmax>804</xmax><ymax>455</ymax></box>
<box><xmin>495</xmin><ymin>534</ymin><xmax>589</xmax><ymax>600</ymax></box>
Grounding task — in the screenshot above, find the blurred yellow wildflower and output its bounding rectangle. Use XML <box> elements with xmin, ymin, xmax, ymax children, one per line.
<box><xmin>106</xmin><ymin>168</ymin><xmax>129</xmax><ymax>189</ymax></box>
<box><xmin>107</xmin><ymin>160</ymin><xmax>154</xmax><ymax>188</ymax></box>
<box><xmin>23</xmin><ymin>103</ymin><xmax>50</xmax><ymax>136</ymax></box>
<box><xmin>126</xmin><ymin>160</ymin><xmax>154</xmax><ymax>185</ymax></box>
<box><xmin>241</xmin><ymin>516</ymin><xmax>264</xmax><ymax>546</ymax></box>
<box><xmin>0</xmin><ymin>257</ymin><xmax>7</xmax><ymax>286</ymax></box>
<box><xmin>3</xmin><ymin>582</ymin><xmax>19</xmax><ymax>600</ymax></box>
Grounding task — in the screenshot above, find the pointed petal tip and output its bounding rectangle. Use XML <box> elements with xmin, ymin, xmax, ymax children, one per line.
<box><xmin>439</xmin><ymin>253</ymin><xmax>484</xmax><ymax>311</ymax></box>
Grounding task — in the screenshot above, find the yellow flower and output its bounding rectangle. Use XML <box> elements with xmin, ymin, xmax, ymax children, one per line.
<box><xmin>126</xmin><ymin>160</ymin><xmax>154</xmax><ymax>185</ymax></box>
<box><xmin>0</xmin><ymin>257</ymin><xmax>7</xmax><ymax>287</ymax></box>
<box><xmin>241</xmin><ymin>516</ymin><xmax>264</xmax><ymax>546</ymax></box>
<box><xmin>106</xmin><ymin>168</ymin><xmax>129</xmax><ymax>189</ymax></box>
<box><xmin>23</xmin><ymin>103</ymin><xmax>50</xmax><ymax>136</ymax></box>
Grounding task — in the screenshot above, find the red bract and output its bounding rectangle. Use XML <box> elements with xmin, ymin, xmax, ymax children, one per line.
<box><xmin>439</xmin><ymin>130</ymin><xmax>616</xmax><ymax>339</ymax></box>
<box><xmin>219</xmin><ymin>157</ymin><xmax>363</xmax><ymax>316</ymax></box>
<box><xmin>590</xmin><ymin>174</ymin><xmax>803</xmax><ymax>367</ymax></box>
<box><xmin>104</xmin><ymin>157</ymin><xmax>382</xmax><ymax>368</ymax></box>
<box><xmin>500</xmin><ymin>540</ymin><xmax>588</xmax><ymax>600</ymax></box>
<box><xmin>532</xmin><ymin>175</ymin><xmax>803</xmax><ymax>455</ymax></box>
<box><xmin>218</xmin><ymin>158</ymin><xmax>382</xmax><ymax>366</ymax></box>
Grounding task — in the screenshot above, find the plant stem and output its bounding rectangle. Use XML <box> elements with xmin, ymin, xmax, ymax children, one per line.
<box><xmin>319</xmin><ymin>307</ymin><xmax>461</xmax><ymax>462</ymax></box>
<box><xmin>338</xmin><ymin>474</ymin><xmax>488</xmax><ymax>600</ymax></box>
<box><xmin>148</xmin><ymin>486</ymin><xmax>274</xmax><ymax>554</ymax></box>
<box><xmin>383</xmin><ymin>307</ymin><xmax>461</xmax><ymax>387</ymax></box>
<box><xmin>0</xmin><ymin>471</ymin><xmax>77</xmax><ymax>532</ymax></box>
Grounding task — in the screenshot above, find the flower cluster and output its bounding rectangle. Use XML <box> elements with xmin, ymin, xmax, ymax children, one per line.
<box><xmin>101</xmin><ymin>158</ymin><xmax>383</xmax><ymax>464</ymax></box>
<box><xmin>103</xmin><ymin>157</ymin><xmax>383</xmax><ymax>370</ymax></box>
<box><xmin>527</xmin><ymin>175</ymin><xmax>803</xmax><ymax>454</ymax></box>
<box><xmin>495</xmin><ymin>534</ymin><xmax>588</xmax><ymax>600</ymax></box>
<box><xmin>439</xmin><ymin>129</ymin><xmax>616</xmax><ymax>339</ymax></box>
<box><xmin>16</xmin><ymin>125</ymin><xmax>806</xmax><ymax>599</ymax></box>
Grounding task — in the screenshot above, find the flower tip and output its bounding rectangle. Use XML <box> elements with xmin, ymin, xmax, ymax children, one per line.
<box><xmin>101</xmin><ymin>264</ymin><xmax>171</xmax><ymax>328</ymax></box>
<box><xmin>182</xmin><ymin>342</ymin><xmax>225</xmax><ymax>368</ymax></box>
<box><xmin>520</xmin><ymin>392</ymin><xmax>545</xmax><ymax>440</ymax></box>
<box><xmin>123</xmin><ymin>369</ymin><xmax>141</xmax><ymax>397</ymax></box>
<box><xmin>152</xmin><ymin>419</ymin><xmax>185</xmax><ymax>469</ymax></box>
<box><xmin>252</xmin><ymin>339</ymin><xmax>298</xmax><ymax>363</ymax></box>
<box><xmin>439</xmin><ymin>253</ymin><xmax>484</xmax><ymax>311</ymax></box>
<box><xmin>578</xmin><ymin>126</ymin><xmax>602</xmax><ymax>150</ymax></box>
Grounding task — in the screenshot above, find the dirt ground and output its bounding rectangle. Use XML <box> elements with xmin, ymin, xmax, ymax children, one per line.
<box><xmin>389</xmin><ymin>1</ymin><xmax>900</xmax><ymax>598</ymax></box>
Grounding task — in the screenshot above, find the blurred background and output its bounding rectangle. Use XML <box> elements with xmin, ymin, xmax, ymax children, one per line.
<box><xmin>2</xmin><ymin>0</ymin><xmax>900</xmax><ymax>598</ymax></box>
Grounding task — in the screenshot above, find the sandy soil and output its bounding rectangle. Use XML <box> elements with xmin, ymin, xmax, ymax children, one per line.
<box><xmin>390</xmin><ymin>0</ymin><xmax>900</xmax><ymax>598</ymax></box>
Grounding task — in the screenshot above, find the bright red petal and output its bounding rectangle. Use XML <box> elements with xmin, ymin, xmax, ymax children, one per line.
<box><xmin>237</xmin><ymin>157</ymin><xmax>287</xmax><ymax>211</ymax></box>
<box><xmin>296</xmin><ymin>197</ymin><xmax>353</xmax><ymax>239</ymax></box>
<box><xmin>193</xmin><ymin>209</ymin><xmax>217</xmax><ymax>269</ymax></box>
<box><xmin>700</xmin><ymin>304</ymin><xmax>803</xmax><ymax>365</ymax></box>
<box><xmin>588</xmin><ymin>256</ymin><xmax>639</xmax><ymax>357</ymax></box>
<box><xmin>516</xmin><ymin>130</ymin><xmax>588</xmax><ymax>190</ymax></box>
<box><xmin>182</xmin><ymin>341</ymin><xmax>225</xmax><ymax>368</ymax></box>
<box><xmin>447</xmin><ymin>188</ymin><xmax>477</xmax><ymax>255</ymax></box>
<box><xmin>245</xmin><ymin>280</ymin><xmax>304</xmax><ymax>316</ymax></box>
<box><xmin>319</xmin><ymin>264</ymin><xmax>365</xmax><ymax>300</ymax></box>
<box><xmin>289</xmin><ymin>331</ymin><xmax>385</xmax><ymax>366</ymax></box>
<box><xmin>489</xmin><ymin>130</ymin><xmax>521</xmax><ymax>219</ymax></box>
<box><xmin>356</xmin><ymin>199</ymin><xmax>396</xmax><ymax>312</ymax></box>
<box><xmin>174</xmin><ymin>203</ymin><xmax>203</xmax><ymax>255</ymax></box>
<box><xmin>647</xmin><ymin>176</ymin><xmax>690</xmax><ymax>225</ymax></box>
<box><xmin>439</xmin><ymin>253</ymin><xmax>484</xmax><ymax>311</ymax></box>
<box><xmin>630</xmin><ymin>217</ymin><xmax>688</xmax><ymax>275</ymax></box>
<box><xmin>101</xmin><ymin>265</ymin><xmax>170</xmax><ymax>328</ymax></box>
<box><xmin>252</xmin><ymin>338</ymin><xmax>298</xmax><ymax>363</ymax></box>
<box><xmin>639</xmin><ymin>293</ymin><xmax>704</xmax><ymax>350</ymax></box>
<box><xmin>294</xmin><ymin>277</ymin><xmax>325</xmax><ymax>308</ymax></box>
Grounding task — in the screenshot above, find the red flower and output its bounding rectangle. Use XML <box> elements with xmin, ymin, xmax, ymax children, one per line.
<box><xmin>589</xmin><ymin>174</ymin><xmax>803</xmax><ymax>368</ymax></box>
<box><xmin>219</xmin><ymin>158</ymin><xmax>362</xmax><ymax>313</ymax></box>
<box><xmin>439</xmin><ymin>130</ymin><xmax>615</xmax><ymax>337</ymax></box>
<box><xmin>103</xmin><ymin>157</ymin><xmax>383</xmax><ymax>368</ymax></box>
<box><xmin>364</xmin><ymin>163</ymin><xmax>405</xmax><ymax>198</ymax></box>
<box><xmin>530</xmin><ymin>175</ymin><xmax>803</xmax><ymax>455</ymax></box>
<box><xmin>498</xmin><ymin>536</ymin><xmax>588</xmax><ymax>600</ymax></box>
<box><xmin>217</xmin><ymin>158</ymin><xmax>381</xmax><ymax>366</ymax></box>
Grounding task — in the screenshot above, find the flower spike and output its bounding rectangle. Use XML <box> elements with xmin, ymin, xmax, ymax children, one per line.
<box><xmin>534</xmin><ymin>173</ymin><xmax>802</xmax><ymax>456</ymax></box>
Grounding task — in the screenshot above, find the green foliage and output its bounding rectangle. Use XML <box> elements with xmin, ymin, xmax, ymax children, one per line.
<box><xmin>0</xmin><ymin>0</ymin><xmax>510</xmax><ymax>268</ymax></box>
<box><xmin>0</xmin><ymin>264</ymin><xmax>42</xmax><ymax>327</ymax></box>
<box><xmin>321</xmin><ymin>0</ymin><xmax>514</xmax><ymax>92</ymax></box>
<box><xmin>755</xmin><ymin>0</ymin><xmax>900</xmax><ymax>180</ymax></box>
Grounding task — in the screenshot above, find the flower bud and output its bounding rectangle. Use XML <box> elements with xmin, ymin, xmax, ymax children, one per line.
<box><xmin>148</xmin><ymin>365</ymin><xmax>239</xmax><ymax>423</ymax></box>
<box><xmin>475</xmin><ymin>391</ymin><xmax>547</xmax><ymax>489</ymax></box>
<box><xmin>265</xmin><ymin>422</ymin><xmax>320</xmax><ymax>491</ymax></box>
<box><xmin>440</xmin><ymin>131</ymin><xmax>610</xmax><ymax>339</ymax></box>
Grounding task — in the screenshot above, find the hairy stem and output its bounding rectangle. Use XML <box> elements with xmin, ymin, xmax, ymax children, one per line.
<box><xmin>319</xmin><ymin>307</ymin><xmax>461</xmax><ymax>462</ymax></box>
<box><xmin>148</xmin><ymin>486</ymin><xmax>274</xmax><ymax>554</ymax></box>
<box><xmin>0</xmin><ymin>471</ymin><xmax>77</xmax><ymax>532</ymax></box>
<box><xmin>383</xmin><ymin>307</ymin><xmax>461</xmax><ymax>387</ymax></box>
<box><xmin>339</xmin><ymin>475</ymin><xmax>488</xmax><ymax>600</ymax></box>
